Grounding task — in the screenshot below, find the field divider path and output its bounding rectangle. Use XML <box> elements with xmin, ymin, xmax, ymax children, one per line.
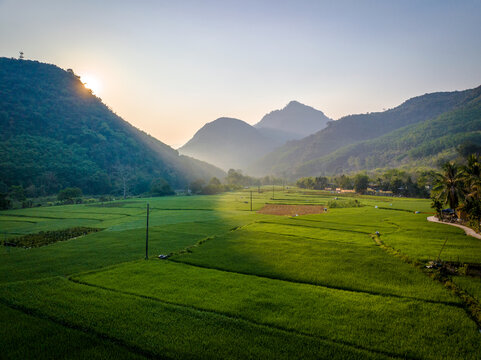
<box><xmin>67</xmin><ymin>276</ymin><xmax>411</xmax><ymax>360</ymax></box>
<box><xmin>256</xmin><ymin>220</ymin><xmax>375</xmax><ymax>235</ymax></box>
<box><xmin>371</xmin><ymin>231</ymin><xmax>481</xmax><ymax>328</ymax></box>
<box><xmin>167</xmin><ymin>258</ymin><xmax>462</xmax><ymax>307</ymax></box>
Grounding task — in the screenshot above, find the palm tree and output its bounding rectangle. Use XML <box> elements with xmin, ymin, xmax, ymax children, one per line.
<box><xmin>463</xmin><ymin>154</ymin><xmax>481</xmax><ymax>194</ymax></box>
<box><xmin>461</xmin><ymin>154</ymin><xmax>481</xmax><ymax>229</ymax></box>
<box><xmin>433</xmin><ymin>162</ymin><xmax>465</xmax><ymax>210</ymax></box>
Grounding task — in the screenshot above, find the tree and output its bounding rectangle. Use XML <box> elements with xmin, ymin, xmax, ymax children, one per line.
<box><xmin>431</xmin><ymin>197</ymin><xmax>443</xmax><ymax>219</ymax></box>
<box><xmin>58</xmin><ymin>187</ymin><xmax>83</xmax><ymax>202</ymax></box>
<box><xmin>150</xmin><ymin>178</ymin><xmax>174</xmax><ymax>196</ymax></box>
<box><xmin>354</xmin><ymin>174</ymin><xmax>369</xmax><ymax>194</ymax></box>
<box><xmin>461</xmin><ymin>154</ymin><xmax>481</xmax><ymax>229</ymax></box>
<box><xmin>433</xmin><ymin>162</ymin><xmax>464</xmax><ymax>210</ymax></box>
<box><xmin>9</xmin><ymin>185</ymin><xmax>26</xmax><ymax>201</ymax></box>
<box><xmin>314</xmin><ymin>176</ymin><xmax>329</xmax><ymax>190</ymax></box>
<box><xmin>202</xmin><ymin>177</ymin><xmax>223</xmax><ymax>195</ymax></box>
<box><xmin>189</xmin><ymin>179</ymin><xmax>205</xmax><ymax>194</ymax></box>
<box><xmin>0</xmin><ymin>193</ymin><xmax>12</xmax><ymax>210</ymax></box>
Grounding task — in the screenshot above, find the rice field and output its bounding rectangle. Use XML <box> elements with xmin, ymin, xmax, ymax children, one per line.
<box><xmin>0</xmin><ymin>188</ymin><xmax>480</xmax><ymax>359</ymax></box>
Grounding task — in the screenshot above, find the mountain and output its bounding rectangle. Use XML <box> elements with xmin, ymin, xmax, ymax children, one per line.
<box><xmin>179</xmin><ymin>101</ymin><xmax>331</xmax><ymax>171</ymax></box>
<box><xmin>178</xmin><ymin>117</ymin><xmax>282</xmax><ymax>170</ymax></box>
<box><xmin>296</xmin><ymin>86</ymin><xmax>481</xmax><ymax>175</ymax></box>
<box><xmin>254</xmin><ymin>100</ymin><xmax>331</xmax><ymax>141</ymax></box>
<box><xmin>0</xmin><ymin>58</ymin><xmax>224</xmax><ymax>196</ymax></box>
<box><xmin>250</xmin><ymin>87</ymin><xmax>481</xmax><ymax>177</ymax></box>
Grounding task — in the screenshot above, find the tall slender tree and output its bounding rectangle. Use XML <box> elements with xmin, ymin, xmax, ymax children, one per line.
<box><xmin>433</xmin><ymin>162</ymin><xmax>465</xmax><ymax>210</ymax></box>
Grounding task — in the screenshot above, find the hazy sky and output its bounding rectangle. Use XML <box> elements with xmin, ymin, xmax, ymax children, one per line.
<box><xmin>1</xmin><ymin>0</ymin><xmax>481</xmax><ymax>147</ymax></box>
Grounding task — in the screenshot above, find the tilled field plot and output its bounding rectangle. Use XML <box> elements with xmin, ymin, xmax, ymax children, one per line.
<box><xmin>257</xmin><ymin>204</ymin><xmax>325</xmax><ymax>216</ymax></box>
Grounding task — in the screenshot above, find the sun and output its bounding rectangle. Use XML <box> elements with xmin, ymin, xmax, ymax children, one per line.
<box><xmin>80</xmin><ymin>74</ymin><xmax>101</xmax><ymax>95</ymax></box>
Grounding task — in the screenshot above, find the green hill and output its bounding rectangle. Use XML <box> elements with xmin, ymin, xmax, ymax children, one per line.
<box><xmin>250</xmin><ymin>86</ymin><xmax>481</xmax><ymax>177</ymax></box>
<box><xmin>296</xmin><ymin>88</ymin><xmax>481</xmax><ymax>176</ymax></box>
<box><xmin>0</xmin><ymin>58</ymin><xmax>223</xmax><ymax>196</ymax></box>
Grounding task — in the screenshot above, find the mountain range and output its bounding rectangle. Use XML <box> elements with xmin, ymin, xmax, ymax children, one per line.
<box><xmin>0</xmin><ymin>58</ymin><xmax>223</xmax><ymax>196</ymax></box>
<box><xmin>2</xmin><ymin>57</ymin><xmax>480</xmax><ymax>195</ymax></box>
<box><xmin>249</xmin><ymin>86</ymin><xmax>481</xmax><ymax>177</ymax></box>
<box><xmin>179</xmin><ymin>101</ymin><xmax>331</xmax><ymax>170</ymax></box>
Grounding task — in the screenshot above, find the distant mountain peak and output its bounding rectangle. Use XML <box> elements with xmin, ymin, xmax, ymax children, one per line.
<box><xmin>179</xmin><ymin>116</ymin><xmax>281</xmax><ymax>170</ymax></box>
<box><xmin>286</xmin><ymin>100</ymin><xmax>303</xmax><ymax>106</ymax></box>
<box><xmin>254</xmin><ymin>101</ymin><xmax>331</xmax><ymax>138</ymax></box>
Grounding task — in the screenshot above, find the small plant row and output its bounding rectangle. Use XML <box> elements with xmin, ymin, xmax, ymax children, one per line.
<box><xmin>327</xmin><ymin>199</ymin><xmax>362</xmax><ymax>208</ymax></box>
<box><xmin>4</xmin><ymin>227</ymin><xmax>100</xmax><ymax>248</ymax></box>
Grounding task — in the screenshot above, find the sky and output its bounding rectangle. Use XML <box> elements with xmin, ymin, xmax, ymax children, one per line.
<box><xmin>1</xmin><ymin>0</ymin><xmax>481</xmax><ymax>148</ymax></box>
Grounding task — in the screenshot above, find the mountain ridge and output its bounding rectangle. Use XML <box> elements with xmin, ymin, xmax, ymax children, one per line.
<box><xmin>0</xmin><ymin>57</ymin><xmax>224</xmax><ymax>195</ymax></box>
<box><xmin>249</xmin><ymin>86</ymin><xmax>481</xmax><ymax>177</ymax></box>
<box><xmin>179</xmin><ymin>101</ymin><xmax>331</xmax><ymax>171</ymax></box>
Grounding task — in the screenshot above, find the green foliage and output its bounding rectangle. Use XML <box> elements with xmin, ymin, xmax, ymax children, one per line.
<box><xmin>431</xmin><ymin>196</ymin><xmax>443</xmax><ymax>217</ymax></box>
<box><xmin>0</xmin><ymin>193</ymin><xmax>12</xmax><ymax>210</ymax></box>
<box><xmin>57</xmin><ymin>187</ymin><xmax>83</xmax><ymax>201</ymax></box>
<box><xmin>296</xmin><ymin>176</ymin><xmax>328</xmax><ymax>189</ymax></box>
<box><xmin>9</xmin><ymin>185</ymin><xmax>26</xmax><ymax>201</ymax></box>
<box><xmin>189</xmin><ymin>179</ymin><xmax>205</xmax><ymax>194</ymax></box>
<box><xmin>0</xmin><ymin>58</ymin><xmax>223</xmax><ymax>196</ymax></box>
<box><xmin>327</xmin><ymin>199</ymin><xmax>362</xmax><ymax>208</ymax></box>
<box><xmin>225</xmin><ymin>169</ymin><xmax>260</xmax><ymax>187</ymax></box>
<box><xmin>6</xmin><ymin>227</ymin><xmax>99</xmax><ymax>248</ymax></box>
<box><xmin>253</xmin><ymin>86</ymin><xmax>481</xmax><ymax>176</ymax></box>
<box><xmin>202</xmin><ymin>177</ymin><xmax>224</xmax><ymax>194</ymax></box>
<box><xmin>353</xmin><ymin>174</ymin><xmax>369</xmax><ymax>194</ymax></box>
<box><xmin>149</xmin><ymin>178</ymin><xmax>174</xmax><ymax>196</ymax></box>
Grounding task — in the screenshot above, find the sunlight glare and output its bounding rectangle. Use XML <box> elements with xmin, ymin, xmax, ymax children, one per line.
<box><xmin>80</xmin><ymin>74</ymin><xmax>101</xmax><ymax>95</ymax></box>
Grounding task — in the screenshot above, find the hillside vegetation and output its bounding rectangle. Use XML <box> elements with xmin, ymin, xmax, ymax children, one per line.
<box><xmin>296</xmin><ymin>88</ymin><xmax>481</xmax><ymax>175</ymax></box>
<box><xmin>0</xmin><ymin>58</ymin><xmax>223</xmax><ymax>196</ymax></box>
<box><xmin>250</xmin><ymin>86</ymin><xmax>481</xmax><ymax>177</ymax></box>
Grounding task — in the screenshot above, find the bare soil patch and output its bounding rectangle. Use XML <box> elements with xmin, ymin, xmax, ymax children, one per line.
<box><xmin>258</xmin><ymin>204</ymin><xmax>325</xmax><ymax>216</ymax></box>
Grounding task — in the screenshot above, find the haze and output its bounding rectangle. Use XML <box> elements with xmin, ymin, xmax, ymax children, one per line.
<box><xmin>1</xmin><ymin>0</ymin><xmax>480</xmax><ymax>148</ymax></box>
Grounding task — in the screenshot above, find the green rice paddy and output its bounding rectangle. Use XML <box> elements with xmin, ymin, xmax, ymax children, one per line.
<box><xmin>1</xmin><ymin>188</ymin><xmax>480</xmax><ymax>359</ymax></box>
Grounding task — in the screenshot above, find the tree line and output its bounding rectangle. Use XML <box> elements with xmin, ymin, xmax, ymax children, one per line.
<box><xmin>296</xmin><ymin>169</ymin><xmax>432</xmax><ymax>197</ymax></box>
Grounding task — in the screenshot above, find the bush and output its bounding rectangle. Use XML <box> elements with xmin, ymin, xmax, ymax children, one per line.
<box><xmin>328</xmin><ymin>199</ymin><xmax>362</xmax><ymax>208</ymax></box>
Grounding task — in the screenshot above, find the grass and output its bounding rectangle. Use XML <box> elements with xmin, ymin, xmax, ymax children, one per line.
<box><xmin>172</xmin><ymin>215</ymin><xmax>457</xmax><ymax>302</ymax></box>
<box><xmin>74</xmin><ymin>260</ymin><xmax>480</xmax><ymax>360</ymax></box>
<box><xmin>0</xmin><ymin>189</ymin><xmax>480</xmax><ymax>359</ymax></box>
<box><xmin>453</xmin><ymin>276</ymin><xmax>481</xmax><ymax>303</ymax></box>
<box><xmin>0</xmin><ymin>277</ymin><xmax>387</xmax><ymax>360</ymax></box>
<box><xmin>0</xmin><ymin>302</ymin><xmax>147</xmax><ymax>360</ymax></box>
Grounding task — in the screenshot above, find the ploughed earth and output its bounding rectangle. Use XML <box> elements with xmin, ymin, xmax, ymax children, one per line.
<box><xmin>257</xmin><ymin>204</ymin><xmax>325</xmax><ymax>216</ymax></box>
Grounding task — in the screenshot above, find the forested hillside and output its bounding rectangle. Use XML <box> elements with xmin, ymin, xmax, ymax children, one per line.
<box><xmin>250</xmin><ymin>87</ymin><xmax>481</xmax><ymax>176</ymax></box>
<box><xmin>0</xmin><ymin>58</ymin><xmax>223</xmax><ymax>196</ymax></box>
<box><xmin>295</xmin><ymin>88</ymin><xmax>481</xmax><ymax>176</ymax></box>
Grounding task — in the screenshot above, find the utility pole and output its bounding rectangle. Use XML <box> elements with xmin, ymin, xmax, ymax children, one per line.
<box><xmin>272</xmin><ymin>184</ymin><xmax>275</xmax><ymax>200</ymax></box>
<box><xmin>145</xmin><ymin>203</ymin><xmax>149</xmax><ymax>260</ymax></box>
<box><xmin>250</xmin><ymin>191</ymin><xmax>253</xmax><ymax>211</ymax></box>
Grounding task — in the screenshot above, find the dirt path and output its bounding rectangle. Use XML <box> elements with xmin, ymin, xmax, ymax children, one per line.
<box><xmin>427</xmin><ymin>216</ymin><xmax>481</xmax><ymax>240</ymax></box>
